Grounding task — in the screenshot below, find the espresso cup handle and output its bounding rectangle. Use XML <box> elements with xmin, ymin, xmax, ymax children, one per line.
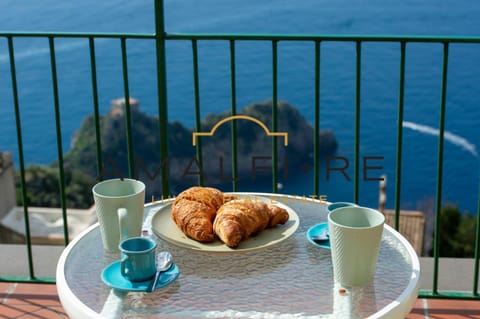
<box><xmin>120</xmin><ymin>255</ymin><xmax>129</xmax><ymax>277</ymax></box>
<box><xmin>117</xmin><ymin>208</ymin><xmax>129</xmax><ymax>242</ymax></box>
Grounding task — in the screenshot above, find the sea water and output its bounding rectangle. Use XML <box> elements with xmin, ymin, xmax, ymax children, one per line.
<box><xmin>0</xmin><ymin>0</ymin><xmax>478</xmax><ymax>213</ymax></box>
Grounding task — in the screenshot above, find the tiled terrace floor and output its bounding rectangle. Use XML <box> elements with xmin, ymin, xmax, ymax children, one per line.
<box><xmin>0</xmin><ymin>283</ymin><xmax>67</xmax><ymax>319</ymax></box>
<box><xmin>1</xmin><ymin>283</ymin><xmax>479</xmax><ymax>318</ymax></box>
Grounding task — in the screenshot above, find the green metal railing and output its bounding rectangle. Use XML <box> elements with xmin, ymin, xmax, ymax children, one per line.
<box><xmin>1</xmin><ymin>0</ymin><xmax>479</xmax><ymax>301</ymax></box>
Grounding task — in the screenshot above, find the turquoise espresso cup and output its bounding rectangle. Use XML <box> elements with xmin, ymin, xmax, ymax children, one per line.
<box><xmin>119</xmin><ymin>237</ymin><xmax>157</xmax><ymax>282</ymax></box>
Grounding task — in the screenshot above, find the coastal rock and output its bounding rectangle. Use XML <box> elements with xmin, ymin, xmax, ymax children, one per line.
<box><xmin>196</xmin><ymin>100</ymin><xmax>337</xmax><ymax>183</ymax></box>
<box><xmin>65</xmin><ymin>99</ymin><xmax>337</xmax><ymax>195</ymax></box>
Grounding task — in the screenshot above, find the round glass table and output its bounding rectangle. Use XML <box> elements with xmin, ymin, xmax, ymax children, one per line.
<box><xmin>56</xmin><ymin>193</ymin><xmax>420</xmax><ymax>319</ymax></box>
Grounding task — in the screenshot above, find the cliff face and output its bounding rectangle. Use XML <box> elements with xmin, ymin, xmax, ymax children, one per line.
<box><xmin>65</xmin><ymin>99</ymin><xmax>337</xmax><ymax>195</ymax></box>
<box><xmin>196</xmin><ymin>101</ymin><xmax>337</xmax><ymax>183</ymax></box>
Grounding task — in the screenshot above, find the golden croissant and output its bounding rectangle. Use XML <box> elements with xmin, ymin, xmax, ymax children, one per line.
<box><xmin>213</xmin><ymin>199</ymin><xmax>289</xmax><ymax>248</ymax></box>
<box><xmin>171</xmin><ymin>186</ymin><xmax>232</xmax><ymax>242</ymax></box>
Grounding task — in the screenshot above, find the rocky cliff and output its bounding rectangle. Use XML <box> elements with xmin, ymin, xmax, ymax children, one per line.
<box><xmin>65</xmin><ymin>99</ymin><xmax>337</xmax><ymax>195</ymax></box>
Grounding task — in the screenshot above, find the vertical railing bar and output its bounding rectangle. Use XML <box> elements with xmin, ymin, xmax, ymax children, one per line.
<box><xmin>354</xmin><ymin>41</ymin><xmax>361</xmax><ymax>203</ymax></box>
<box><xmin>394</xmin><ymin>41</ymin><xmax>407</xmax><ymax>231</ymax></box>
<box><xmin>313</xmin><ymin>40</ymin><xmax>321</xmax><ymax>197</ymax></box>
<box><xmin>229</xmin><ymin>39</ymin><xmax>238</xmax><ymax>191</ymax></box>
<box><xmin>120</xmin><ymin>37</ymin><xmax>135</xmax><ymax>178</ymax></box>
<box><xmin>154</xmin><ymin>0</ymin><xmax>170</xmax><ymax>196</ymax></box>
<box><xmin>432</xmin><ymin>42</ymin><xmax>449</xmax><ymax>294</ymax></box>
<box><xmin>48</xmin><ymin>37</ymin><xmax>69</xmax><ymax>246</ymax></box>
<box><xmin>191</xmin><ymin>40</ymin><xmax>204</xmax><ymax>186</ymax></box>
<box><xmin>473</xmin><ymin>178</ymin><xmax>480</xmax><ymax>295</ymax></box>
<box><xmin>271</xmin><ymin>40</ymin><xmax>279</xmax><ymax>193</ymax></box>
<box><xmin>7</xmin><ymin>36</ymin><xmax>35</xmax><ymax>278</ymax></box>
<box><xmin>88</xmin><ymin>37</ymin><xmax>103</xmax><ymax>180</ymax></box>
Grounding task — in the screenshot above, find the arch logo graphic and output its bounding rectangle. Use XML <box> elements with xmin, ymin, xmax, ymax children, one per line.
<box><xmin>192</xmin><ymin>115</ymin><xmax>288</xmax><ymax>146</ymax></box>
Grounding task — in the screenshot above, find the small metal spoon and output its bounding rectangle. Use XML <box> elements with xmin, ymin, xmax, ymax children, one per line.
<box><xmin>310</xmin><ymin>234</ymin><xmax>329</xmax><ymax>243</ymax></box>
<box><xmin>310</xmin><ymin>229</ymin><xmax>329</xmax><ymax>243</ymax></box>
<box><xmin>147</xmin><ymin>251</ymin><xmax>173</xmax><ymax>293</ymax></box>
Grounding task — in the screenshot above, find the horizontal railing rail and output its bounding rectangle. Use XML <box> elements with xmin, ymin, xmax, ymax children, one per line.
<box><xmin>0</xmin><ymin>0</ymin><xmax>479</xmax><ymax>301</ymax></box>
<box><xmin>3</xmin><ymin>30</ymin><xmax>480</xmax><ymax>42</ymax></box>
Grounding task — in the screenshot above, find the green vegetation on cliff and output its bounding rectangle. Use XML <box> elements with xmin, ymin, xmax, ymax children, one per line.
<box><xmin>429</xmin><ymin>204</ymin><xmax>477</xmax><ymax>257</ymax></box>
<box><xmin>16</xmin><ymin>164</ymin><xmax>95</xmax><ymax>209</ymax></box>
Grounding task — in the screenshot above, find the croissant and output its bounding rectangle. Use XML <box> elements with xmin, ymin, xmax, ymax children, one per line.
<box><xmin>213</xmin><ymin>199</ymin><xmax>289</xmax><ymax>248</ymax></box>
<box><xmin>171</xmin><ymin>186</ymin><xmax>231</xmax><ymax>242</ymax></box>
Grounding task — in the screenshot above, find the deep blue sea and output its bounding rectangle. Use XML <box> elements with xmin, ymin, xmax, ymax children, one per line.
<box><xmin>0</xmin><ymin>0</ymin><xmax>479</xmax><ymax>214</ymax></box>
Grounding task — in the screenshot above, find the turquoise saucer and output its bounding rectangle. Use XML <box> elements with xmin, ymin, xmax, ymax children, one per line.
<box><xmin>306</xmin><ymin>222</ymin><xmax>331</xmax><ymax>249</ymax></box>
<box><xmin>101</xmin><ymin>261</ymin><xmax>179</xmax><ymax>292</ymax></box>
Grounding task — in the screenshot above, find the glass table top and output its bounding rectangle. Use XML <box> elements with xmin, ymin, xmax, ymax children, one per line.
<box><xmin>57</xmin><ymin>194</ymin><xmax>420</xmax><ymax>319</ymax></box>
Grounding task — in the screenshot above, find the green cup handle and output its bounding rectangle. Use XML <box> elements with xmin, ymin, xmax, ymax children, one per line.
<box><xmin>117</xmin><ymin>208</ymin><xmax>129</xmax><ymax>242</ymax></box>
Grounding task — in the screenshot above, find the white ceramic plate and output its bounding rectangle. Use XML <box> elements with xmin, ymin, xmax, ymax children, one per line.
<box><xmin>151</xmin><ymin>194</ymin><xmax>300</xmax><ymax>253</ymax></box>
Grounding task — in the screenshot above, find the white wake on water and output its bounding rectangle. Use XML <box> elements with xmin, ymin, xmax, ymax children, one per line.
<box><xmin>0</xmin><ymin>39</ymin><xmax>100</xmax><ymax>64</ymax></box>
<box><xmin>402</xmin><ymin>121</ymin><xmax>478</xmax><ymax>157</ymax></box>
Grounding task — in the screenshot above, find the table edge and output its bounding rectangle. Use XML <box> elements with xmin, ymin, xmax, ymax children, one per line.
<box><xmin>368</xmin><ymin>223</ymin><xmax>421</xmax><ymax>319</ymax></box>
<box><xmin>56</xmin><ymin>222</ymin><xmax>103</xmax><ymax>319</ymax></box>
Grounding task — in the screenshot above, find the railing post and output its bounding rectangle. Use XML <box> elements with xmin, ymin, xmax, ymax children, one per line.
<box><xmin>314</xmin><ymin>40</ymin><xmax>321</xmax><ymax>197</ymax></box>
<box><xmin>272</xmin><ymin>40</ymin><xmax>278</xmax><ymax>193</ymax></box>
<box><xmin>473</xmin><ymin>179</ymin><xmax>480</xmax><ymax>295</ymax></box>
<box><xmin>229</xmin><ymin>40</ymin><xmax>239</xmax><ymax>191</ymax></box>
<box><xmin>48</xmin><ymin>37</ymin><xmax>69</xmax><ymax>246</ymax></box>
<box><xmin>120</xmin><ymin>38</ymin><xmax>135</xmax><ymax>178</ymax></box>
<box><xmin>88</xmin><ymin>38</ymin><xmax>103</xmax><ymax>180</ymax></box>
<box><xmin>8</xmin><ymin>36</ymin><xmax>35</xmax><ymax>279</ymax></box>
<box><xmin>432</xmin><ymin>42</ymin><xmax>449</xmax><ymax>294</ymax></box>
<box><xmin>154</xmin><ymin>0</ymin><xmax>170</xmax><ymax>197</ymax></box>
<box><xmin>191</xmin><ymin>40</ymin><xmax>204</xmax><ymax>186</ymax></box>
<box><xmin>394</xmin><ymin>41</ymin><xmax>407</xmax><ymax>230</ymax></box>
<box><xmin>354</xmin><ymin>41</ymin><xmax>362</xmax><ymax>204</ymax></box>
